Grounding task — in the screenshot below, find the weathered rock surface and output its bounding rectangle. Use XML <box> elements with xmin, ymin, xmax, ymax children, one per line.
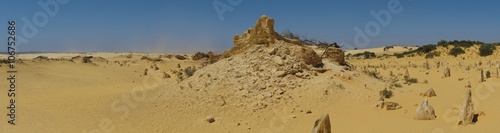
<box><xmin>206</xmin><ymin>116</ymin><xmax>215</xmax><ymax>123</ymax></box>
<box><xmin>221</xmin><ymin>15</ymin><xmax>322</xmax><ymax>67</ymax></box>
<box><xmin>414</xmin><ymin>98</ymin><xmax>436</xmax><ymax>120</ymax></box>
<box><xmin>311</xmin><ymin>114</ymin><xmax>331</xmax><ymax>133</ymax></box>
<box><xmin>322</xmin><ymin>47</ymin><xmax>345</xmax><ymax>64</ymax></box>
<box><xmin>178</xmin><ymin>15</ymin><xmax>330</xmax><ymax>111</ymax></box>
<box><xmin>458</xmin><ymin>89</ymin><xmax>474</xmax><ymax>126</ymax></box>
<box><xmin>444</xmin><ymin>66</ymin><xmax>451</xmax><ymax>77</ymax></box>
<box><xmin>420</xmin><ymin>88</ymin><xmax>437</xmax><ymax>97</ymax></box>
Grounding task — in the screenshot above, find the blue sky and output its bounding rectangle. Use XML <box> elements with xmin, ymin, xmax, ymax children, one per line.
<box><xmin>1</xmin><ymin>0</ymin><xmax>499</xmax><ymax>53</ymax></box>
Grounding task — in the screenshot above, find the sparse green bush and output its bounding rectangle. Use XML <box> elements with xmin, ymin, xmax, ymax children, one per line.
<box><xmin>425</xmin><ymin>51</ymin><xmax>441</xmax><ymax>59</ymax></box>
<box><xmin>184</xmin><ymin>66</ymin><xmax>196</xmax><ymax>77</ymax></box>
<box><xmin>449</xmin><ymin>47</ymin><xmax>465</xmax><ymax>57</ymax></box>
<box><xmin>417</xmin><ymin>44</ymin><xmax>437</xmax><ymax>53</ymax></box>
<box><xmin>366</xmin><ymin>70</ymin><xmax>381</xmax><ymax>79</ymax></box>
<box><xmin>437</xmin><ymin>40</ymin><xmax>449</xmax><ymax>48</ymax></box>
<box><xmin>404</xmin><ymin>76</ymin><xmax>418</xmax><ymax>84</ymax></box>
<box><xmin>177</xmin><ymin>72</ymin><xmax>184</xmax><ymax>81</ymax></box>
<box><xmin>479</xmin><ymin>44</ymin><xmax>496</xmax><ymax>56</ymax></box>
<box><xmin>394</xmin><ymin>53</ymin><xmax>404</xmax><ymax>58</ymax></box>
<box><xmin>380</xmin><ymin>88</ymin><xmax>393</xmax><ymax>98</ymax></box>
<box><xmin>353</xmin><ymin>51</ymin><xmax>376</xmax><ymax>59</ymax></box>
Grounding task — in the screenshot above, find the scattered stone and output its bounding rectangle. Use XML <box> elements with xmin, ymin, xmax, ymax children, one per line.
<box><xmin>163</xmin><ymin>72</ymin><xmax>171</xmax><ymax>79</ymax></box>
<box><xmin>414</xmin><ymin>98</ymin><xmax>436</xmax><ymax>120</ymax></box>
<box><xmin>458</xmin><ymin>89</ymin><xmax>474</xmax><ymax>126</ymax></box>
<box><xmin>206</xmin><ymin>116</ymin><xmax>215</xmax><ymax>123</ymax></box>
<box><xmin>376</xmin><ymin>96</ymin><xmax>385</xmax><ymax>109</ymax></box>
<box><xmin>384</xmin><ymin>102</ymin><xmax>402</xmax><ymax>110</ymax></box>
<box><xmin>420</xmin><ymin>88</ymin><xmax>436</xmax><ymax>97</ymax></box>
<box><xmin>154</xmin><ymin>64</ymin><xmax>159</xmax><ymax>70</ymax></box>
<box><xmin>275</xmin><ymin>71</ymin><xmax>287</xmax><ymax>77</ymax></box>
<box><xmin>444</xmin><ymin>66</ymin><xmax>451</xmax><ymax>77</ymax></box>
<box><xmin>144</xmin><ymin>68</ymin><xmax>148</xmax><ymax>76</ymax></box>
<box><xmin>306</xmin><ymin>110</ymin><xmax>312</xmax><ymax>114</ymax></box>
<box><xmin>273</xmin><ymin>56</ymin><xmax>284</xmax><ymax>66</ymax></box>
<box><xmin>311</xmin><ymin>114</ymin><xmax>331</xmax><ymax>133</ymax></box>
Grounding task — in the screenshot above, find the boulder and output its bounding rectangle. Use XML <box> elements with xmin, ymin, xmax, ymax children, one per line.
<box><xmin>420</xmin><ymin>88</ymin><xmax>437</xmax><ymax>97</ymax></box>
<box><xmin>458</xmin><ymin>89</ymin><xmax>474</xmax><ymax>126</ymax></box>
<box><xmin>206</xmin><ymin>116</ymin><xmax>215</xmax><ymax>123</ymax></box>
<box><xmin>311</xmin><ymin>114</ymin><xmax>331</xmax><ymax>133</ymax></box>
<box><xmin>414</xmin><ymin>98</ymin><xmax>436</xmax><ymax>120</ymax></box>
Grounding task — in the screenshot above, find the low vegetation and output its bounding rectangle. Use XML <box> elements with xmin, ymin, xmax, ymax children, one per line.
<box><xmin>404</xmin><ymin>76</ymin><xmax>418</xmax><ymax>85</ymax></box>
<box><xmin>392</xmin><ymin>40</ymin><xmax>498</xmax><ymax>58</ymax></box>
<box><xmin>353</xmin><ymin>51</ymin><xmax>376</xmax><ymax>59</ymax></box>
<box><xmin>479</xmin><ymin>44</ymin><xmax>496</xmax><ymax>56</ymax></box>
<box><xmin>449</xmin><ymin>47</ymin><xmax>465</xmax><ymax>57</ymax></box>
<box><xmin>380</xmin><ymin>88</ymin><xmax>393</xmax><ymax>98</ymax></box>
<box><xmin>425</xmin><ymin>51</ymin><xmax>441</xmax><ymax>59</ymax></box>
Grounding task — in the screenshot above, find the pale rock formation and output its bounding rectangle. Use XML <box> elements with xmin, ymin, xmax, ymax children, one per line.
<box><xmin>458</xmin><ymin>89</ymin><xmax>474</xmax><ymax>126</ymax></box>
<box><xmin>414</xmin><ymin>98</ymin><xmax>436</xmax><ymax>120</ymax></box>
<box><xmin>444</xmin><ymin>66</ymin><xmax>451</xmax><ymax>77</ymax></box>
<box><xmin>420</xmin><ymin>88</ymin><xmax>437</xmax><ymax>97</ymax></box>
<box><xmin>311</xmin><ymin>114</ymin><xmax>331</xmax><ymax>133</ymax></box>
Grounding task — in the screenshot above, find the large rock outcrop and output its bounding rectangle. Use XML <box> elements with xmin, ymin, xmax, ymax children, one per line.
<box><xmin>179</xmin><ymin>15</ymin><xmax>326</xmax><ymax>111</ymax></box>
<box><xmin>414</xmin><ymin>98</ymin><xmax>436</xmax><ymax>120</ymax></box>
<box><xmin>221</xmin><ymin>15</ymin><xmax>322</xmax><ymax>67</ymax></box>
<box><xmin>311</xmin><ymin>114</ymin><xmax>331</xmax><ymax>133</ymax></box>
<box><xmin>458</xmin><ymin>89</ymin><xmax>474</xmax><ymax>125</ymax></box>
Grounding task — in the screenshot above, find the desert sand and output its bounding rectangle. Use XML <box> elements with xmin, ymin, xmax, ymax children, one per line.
<box><xmin>2</xmin><ymin>16</ymin><xmax>500</xmax><ymax>133</ymax></box>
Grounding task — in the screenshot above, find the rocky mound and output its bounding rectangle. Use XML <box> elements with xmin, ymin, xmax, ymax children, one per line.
<box><xmin>179</xmin><ymin>15</ymin><xmax>326</xmax><ymax>111</ymax></box>
<box><xmin>221</xmin><ymin>15</ymin><xmax>322</xmax><ymax>67</ymax></box>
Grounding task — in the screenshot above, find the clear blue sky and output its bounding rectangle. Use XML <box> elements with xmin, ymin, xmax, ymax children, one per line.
<box><xmin>1</xmin><ymin>0</ymin><xmax>499</xmax><ymax>53</ymax></box>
